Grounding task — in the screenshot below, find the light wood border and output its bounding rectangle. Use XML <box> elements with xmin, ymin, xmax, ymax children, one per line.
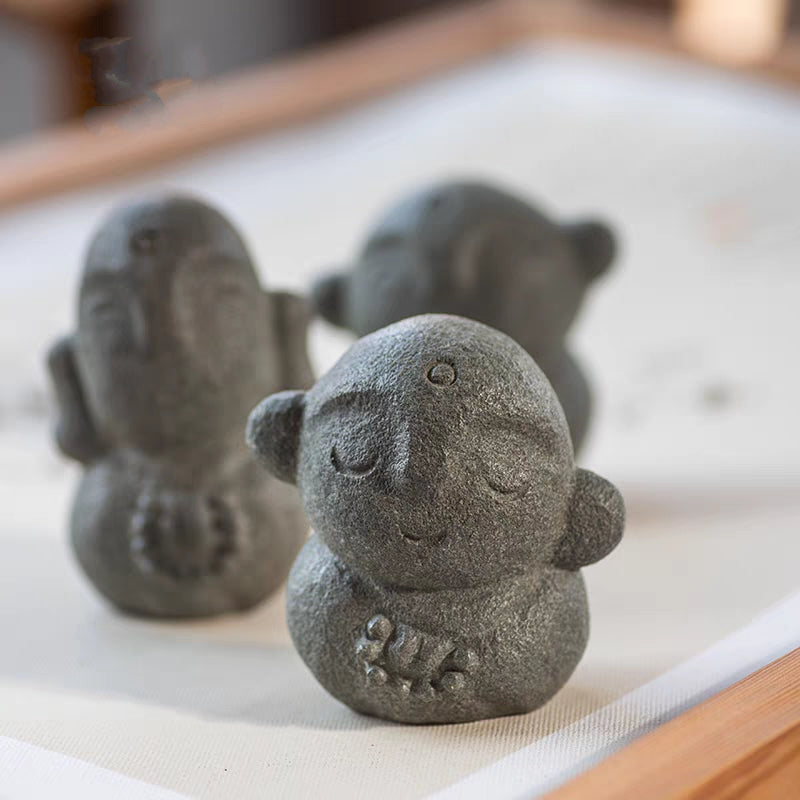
<box><xmin>0</xmin><ymin>0</ymin><xmax>111</xmax><ymax>26</ymax></box>
<box><xmin>1</xmin><ymin>2</ymin><xmax>799</xmax><ymax>795</ymax></box>
<box><xmin>1</xmin><ymin>0</ymin><xmax>799</xmax><ymax>210</ymax></box>
<box><xmin>543</xmin><ymin>647</ymin><xmax>800</xmax><ymax>800</ymax></box>
<box><xmin>0</xmin><ymin>1</ymin><xmax>516</xmax><ymax>210</ymax></box>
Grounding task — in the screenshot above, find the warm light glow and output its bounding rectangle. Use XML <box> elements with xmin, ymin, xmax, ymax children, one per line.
<box><xmin>676</xmin><ymin>0</ymin><xmax>788</xmax><ymax>65</ymax></box>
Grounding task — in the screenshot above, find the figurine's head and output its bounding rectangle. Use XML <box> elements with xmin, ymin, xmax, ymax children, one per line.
<box><xmin>76</xmin><ymin>195</ymin><xmax>279</xmax><ymax>455</ymax></box>
<box><xmin>312</xmin><ymin>181</ymin><xmax>616</xmax><ymax>357</ymax></box>
<box><xmin>248</xmin><ymin>315</ymin><xmax>582</xmax><ymax>589</ymax></box>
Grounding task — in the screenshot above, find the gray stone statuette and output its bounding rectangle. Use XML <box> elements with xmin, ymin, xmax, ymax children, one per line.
<box><xmin>247</xmin><ymin>314</ymin><xmax>625</xmax><ymax>724</ymax></box>
<box><xmin>311</xmin><ymin>180</ymin><xmax>617</xmax><ymax>452</ymax></box>
<box><xmin>47</xmin><ymin>195</ymin><xmax>313</xmax><ymax>618</ymax></box>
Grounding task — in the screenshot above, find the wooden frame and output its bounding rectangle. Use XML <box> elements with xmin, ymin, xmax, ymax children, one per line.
<box><xmin>0</xmin><ymin>1</ymin><xmax>798</xmax><ymax>795</ymax></box>
<box><xmin>1</xmin><ymin>0</ymin><xmax>799</xmax><ymax>210</ymax></box>
<box><xmin>545</xmin><ymin>647</ymin><xmax>800</xmax><ymax>799</ymax></box>
<box><xmin>0</xmin><ymin>0</ymin><xmax>111</xmax><ymax>26</ymax></box>
<box><xmin>0</xmin><ymin>0</ymin><xmax>117</xmax><ymax>121</ymax></box>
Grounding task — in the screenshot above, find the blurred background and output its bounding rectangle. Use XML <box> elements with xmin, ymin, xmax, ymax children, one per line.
<box><xmin>0</xmin><ymin>2</ymin><xmax>799</xmax><ymax>796</ymax></box>
<box><xmin>0</xmin><ymin>0</ymin><xmax>798</xmax><ymax>504</ymax></box>
<box><xmin>1</xmin><ymin>0</ymin><xmax>799</xmax><ymax>141</ymax></box>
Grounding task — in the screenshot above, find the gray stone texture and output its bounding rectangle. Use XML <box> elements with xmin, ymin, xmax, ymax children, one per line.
<box><xmin>311</xmin><ymin>180</ymin><xmax>617</xmax><ymax>451</ymax></box>
<box><xmin>248</xmin><ymin>314</ymin><xmax>624</xmax><ymax>723</ymax></box>
<box><xmin>47</xmin><ymin>195</ymin><xmax>313</xmax><ymax>618</ymax></box>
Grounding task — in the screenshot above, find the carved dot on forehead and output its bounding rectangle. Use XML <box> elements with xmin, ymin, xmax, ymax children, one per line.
<box><xmin>130</xmin><ymin>228</ymin><xmax>160</xmax><ymax>254</ymax></box>
<box><xmin>426</xmin><ymin>361</ymin><xmax>456</xmax><ymax>386</ymax></box>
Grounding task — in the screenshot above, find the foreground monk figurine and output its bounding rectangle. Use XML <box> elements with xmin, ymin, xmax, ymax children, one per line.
<box><xmin>311</xmin><ymin>180</ymin><xmax>617</xmax><ymax>452</ymax></box>
<box><xmin>47</xmin><ymin>195</ymin><xmax>313</xmax><ymax>618</ymax></box>
<box><xmin>247</xmin><ymin>314</ymin><xmax>625</xmax><ymax>723</ymax></box>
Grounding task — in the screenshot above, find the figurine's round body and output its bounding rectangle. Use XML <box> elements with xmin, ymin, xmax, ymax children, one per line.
<box><xmin>48</xmin><ymin>196</ymin><xmax>313</xmax><ymax>618</ymax></box>
<box><xmin>311</xmin><ymin>181</ymin><xmax>617</xmax><ymax>452</ymax></box>
<box><xmin>72</xmin><ymin>449</ymin><xmax>305</xmax><ymax>618</ymax></box>
<box><xmin>288</xmin><ymin>536</ymin><xmax>588</xmax><ymax>723</ymax></box>
<box><xmin>247</xmin><ymin>315</ymin><xmax>625</xmax><ymax>723</ymax></box>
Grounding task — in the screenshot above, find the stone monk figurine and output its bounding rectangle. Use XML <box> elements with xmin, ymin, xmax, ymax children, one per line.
<box><xmin>311</xmin><ymin>181</ymin><xmax>618</xmax><ymax>452</ymax></box>
<box><xmin>48</xmin><ymin>195</ymin><xmax>313</xmax><ymax>618</ymax></box>
<box><xmin>248</xmin><ymin>314</ymin><xmax>625</xmax><ymax>723</ymax></box>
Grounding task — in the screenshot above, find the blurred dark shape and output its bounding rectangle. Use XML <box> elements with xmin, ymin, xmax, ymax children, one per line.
<box><xmin>0</xmin><ymin>0</ymin><xmax>798</xmax><ymax>142</ymax></box>
<box><xmin>319</xmin><ymin>0</ymin><xmax>459</xmax><ymax>38</ymax></box>
<box><xmin>701</xmin><ymin>382</ymin><xmax>735</xmax><ymax>411</ymax></box>
<box><xmin>46</xmin><ymin>194</ymin><xmax>314</xmax><ymax>618</ymax></box>
<box><xmin>0</xmin><ymin>15</ymin><xmax>58</xmax><ymax>140</ymax></box>
<box><xmin>311</xmin><ymin>180</ymin><xmax>618</xmax><ymax>453</ymax></box>
<box><xmin>79</xmin><ymin>35</ymin><xmax>161</xmax><ymax>108</ymax></box>
<box><xmin>790</xmin><ymin>0</ymin><xmax>800</xmax><ymax>27</ymax></box>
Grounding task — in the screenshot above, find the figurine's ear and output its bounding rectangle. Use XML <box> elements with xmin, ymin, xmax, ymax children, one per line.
<box><xmin>553</xmin><ymin>468</ymin><xmax>625</xmax><ymax>570</ymax></box>
<box><xmin>565</xmin><ymin>219</ymin><xmax>617</xmax><ymax>281</ymax></box>
<box><xmin>46</xmin><ymin>335</ymin><xmax>108</xmax><ymax>465</ymax></box>
<box><xmin>269</xmin><ymin>291</ymin><xmax>315</xmax><ymax>390</ymax></box>
<box><xmin>310</xmin><ymin>272</ymin><xmax>347</xmax><ymax>327</ymax></box>
<box><xmin>246</xmin><ymin>390</ymin><xmax>306</xmax><ymax>484</ymax></box>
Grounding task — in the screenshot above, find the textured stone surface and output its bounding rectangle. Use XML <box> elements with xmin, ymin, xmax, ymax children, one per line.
<box><xmin>248</xmin><ymin>314</ymin><xmax>625</xmax><ymax>723</ymax></box>
<box><xmin>47</xmin><ymin>195</ymin><xmax>313</xmax><ymax>618</ymax></box>
<box><xmin>1</xmin><ymin>43</ymin><xmax>798</xmax><ymax>794</ymax></box>
<box><xmin>311</xmin><ymin>181</ymin><xmax>617</xmax><ymax>452</ymax></box>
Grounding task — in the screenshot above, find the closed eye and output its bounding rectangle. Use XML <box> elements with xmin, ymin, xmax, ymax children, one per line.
<box><xmin>215</xmin><ymin>285</ymin><xmax>248</xmax><ymax>302</ymax></box>
<box><xmin>365</xmin><ymin>233</ymin><xmax>404</xmax><ymax>252</ymax></box>
<box><xmin>89</xmin><ymin>298</ymin><xmax>118</xmax><ymax>312</ymax></box>
<box><xmin>83</xmin><ymin>293</ymin><xmax>127</xmax><ymax>320</ymax></box>
<box><xmin>485</xmin><ymin>473</ymin><xmax>531</xmax><ymax>497</ymax></box>
<box><xmin>212</xmin><ymin>275</ymin><xmax>251</xmax><ymax>296</ymax></box>
<box><xmin>331</xmin><ymin>445</ymin><xmax>380</xmax><ymax>477</ymax></box>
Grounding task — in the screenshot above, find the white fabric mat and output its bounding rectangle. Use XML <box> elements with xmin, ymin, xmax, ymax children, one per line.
<box><xmin>0</xmin><ymin>42</ymin><xmax>798</xmax><ymax>799</ymax></box>
<box><xmin>434</xmin><ymin>590</ymin><xmax>800</xmax><ymax>799</ymax></box>
<box><xmin>2</xmin><ymin>590</ymin><xmax>798</xmax><ymax>800</ymax></box>
<box><xmin>1</xmin><ymin>737</ymin><xmax>189</xmax><ymax>800</ymax></box>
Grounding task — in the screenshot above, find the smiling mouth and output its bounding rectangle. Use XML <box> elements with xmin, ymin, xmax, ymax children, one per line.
<box><xmin>398</xmin><ymin>529</ymin><xmax>448</xmax><ymax>546</ymax></box>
